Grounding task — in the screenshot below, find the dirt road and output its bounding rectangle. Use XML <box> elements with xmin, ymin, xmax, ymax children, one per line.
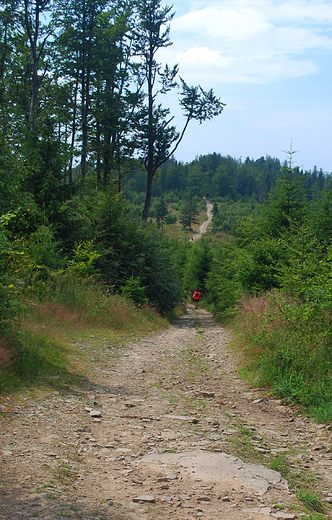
<box><xmin>1</xmin><ymin>307</ymin><xmax>332</xmax><ymax>520</ymax></box>
<box><xmin>192</xmin><ymin>199</ymin><xmax>213</xmax><ymax>241</ymax></box>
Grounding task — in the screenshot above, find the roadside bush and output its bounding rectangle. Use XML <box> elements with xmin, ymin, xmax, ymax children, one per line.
<box><xmin>236</xmin><ymin>236</ymin><xmax>287</xmax><ymax>292</ymax></box>
<box><xmin>12</xmin><ymin>224</ymin><xmax>65</xmax><ymax>288</ymax></box>
<box><xmin>67</xmin><ymin>240</ymin><xmax>101</xmax><ymax>277</ymax></box>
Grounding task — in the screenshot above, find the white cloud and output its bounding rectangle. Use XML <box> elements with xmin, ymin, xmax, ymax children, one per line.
<box><xmin>165</xmin><ymin>0</ymin><xmax>332</xmax><ymax>83</ymax></box>
<box><xmin>175</xmin><ymin>47</ymin><xmax>230</xmax><ymax>68</ymax></box>
<box><xmin>271</xmin><ymin>1</ymin><xmax>332</xmax><ymax>24</ymax></box>
<box><xmin>174</xmin><ymin>53</ymin><xmax>317</xmax><ymax>84</ymax></box>
<box><xmin>161</xmin><ymin>0</ymin><xmax>332</xmax><ymax>171</ymax></box>
<box><xmin>172</xmin><ymin>6</ymin><xmax>271</xmax><ymax>40</ymax></box>
<box><xmin>267</xmin><ymin>27</ymin><xmax>332</xmax><ymax>54</ymax></box>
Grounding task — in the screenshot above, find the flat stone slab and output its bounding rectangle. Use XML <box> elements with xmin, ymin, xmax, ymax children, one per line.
<box><xmin>2</xmin><ymin>450</ymin><xmax>13</xmax><ymax>456</ymax></box>
<box><xmin>162</xmin><ymin>414</ymin><xmax>191</xmax><ymax>420</ymax></box>
<box><xmin>133</xmin><ymin>493</ymin><xmax>155</xmax><ymax>503</ymax></box>
<box><xmin>138</xmin><ymin>450</ymin><xmax>286</xmax><ymax>496</ymax></box>
<box><xmin>271</xmin><ymin>513</ymin><xmax>297</xmax><ymax>520</ymax></box>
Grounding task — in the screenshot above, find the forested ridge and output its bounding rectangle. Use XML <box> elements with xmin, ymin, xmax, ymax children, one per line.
<box><xmin>127</xmin><ymin>153</ymin><xmax>328</xmax><ymax>202</ymax></box>
<box><xmin>1</xmin><ymin>0</ymin><xmax>332</xmax><ymax>425</ymax></box>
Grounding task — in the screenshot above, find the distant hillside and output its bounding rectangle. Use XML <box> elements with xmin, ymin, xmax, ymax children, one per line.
<box><xmin>123</xmin><ymin>153</ymin><xmax>330</xmax><ymax>203</ymax></box>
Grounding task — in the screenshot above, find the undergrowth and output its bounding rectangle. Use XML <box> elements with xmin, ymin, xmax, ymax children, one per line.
<box><xmin>234</xmin><ymin>291</ymin><xmax>332</xmax><ymax>423</ymax></box>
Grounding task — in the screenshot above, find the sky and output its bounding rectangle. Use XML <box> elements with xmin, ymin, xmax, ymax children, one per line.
<box><xmin>157</xmin><ymin>0</ymin><xmax>332</xmax><ymax>172</ymax></box>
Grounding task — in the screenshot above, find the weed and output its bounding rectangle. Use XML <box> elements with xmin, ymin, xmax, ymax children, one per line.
<box><xmin>149</xmin><ymin>381</ymin><xmax>162</xmax><ymax>388</ymax></box>
<box><xmin>299</xmin><ymin>491</ymin><xmax>325</xmax><ymax>513</ymax></box>
<box><xmin>302</xmin><ymin>514</ymin><xmax>331</xmax><ymax>520</ymax></box>
<box><xmin>52</xmin><ymin>463</ymin><xmax>80</xmax><ymax>487</ymax></box>
<box><xmin>168</xmin><ymin>396</ymin><xmax>178</xmax><ymax>406</ymax></box>
<box><xmin>240</xmin><ymin>426</ymin><xmax>254</xmax><ymax>437</ymax></box>
<box><xmin>177</xmin><ymin>392</ymin><xmax>192</xmax><ymax>402</ymax></box>
<box><xmin>272</xmin><ymin>503</ymin><xmax>285</xmax><ymax>511</ymax></box>
<box><xmin>268</xmin><ymin>454</ymin><xmax>289</xmax><ymax>478</ymax></box>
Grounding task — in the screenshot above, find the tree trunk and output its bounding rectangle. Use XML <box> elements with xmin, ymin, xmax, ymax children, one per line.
<box><xmin>142</xmin><ymin>44</ymin><xmax>155</xmax><ymax>221</ymax></box>
<box><xmin>80</xmin><ymin>4</ymin><xmax>95</xmax><ymax>182</ymax></box>
<box><xmin>142</xmin><ymin>169</ymin><xmax>154</xmax><ymax>221</ymax></box>
<box><xmin>25</xmin><ymin>0</ymin><xmax>39</xmax><ymax>134</ymax></box>
<box><xmin>68</xmin><ymin>70</ymin><xmax>79</xmax><ymax>184</ymax></box>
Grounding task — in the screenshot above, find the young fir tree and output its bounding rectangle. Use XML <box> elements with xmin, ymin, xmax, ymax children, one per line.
<box><xmin>311</xmin><ymin>185</ymin><xmax>332</xmax><ymax>247</ymax></box>
<box><xmin>212</xmin><ymin>202</ymin><xmax>219</xmax><ymax>218</ymax></box>
<box><xmin>179</xmin><ymin>193</ymin><xmax>199</xmax><ymax>230</ymax></box>
<box><xmin>261</xmin><ymin>145</ymin><xmax>307</xmax><ymax>237</ymax></box>
<box><xmin>155</xmin><ymin>196</ymin><xmax>168</xmax><ymax>233</ymax></box>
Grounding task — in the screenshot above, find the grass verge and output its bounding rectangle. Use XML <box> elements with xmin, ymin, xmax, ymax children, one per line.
<box><xmin>233</xmin><ymin>291</ymin><xmax>332</xmax><ymax>423</ymax></box>
<box><xmin>0</xmin><ymin>273</ymin><xmax>167</xmax><ymax>394</ymax></box>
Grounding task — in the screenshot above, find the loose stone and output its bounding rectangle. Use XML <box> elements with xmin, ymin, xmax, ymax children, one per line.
<box><xmin>200</xmin><ymin>391</ymin><xmax>215</xmax><ymax>398</ymax></box>
<box><xmin>89</xmin><ymin>410</ymin><xmax>102</xmax><ymax>417</ymax></box>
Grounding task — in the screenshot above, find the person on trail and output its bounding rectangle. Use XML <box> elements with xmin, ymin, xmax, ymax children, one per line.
<box><xmin>193</xmin><ymin>290</ymin><xmax>200</xmax><ymax>309</ymax></box>
<box><xmin>184</xmin><ymin>291</ymin><xmax>189</xmax><ymax>309</ymax></box>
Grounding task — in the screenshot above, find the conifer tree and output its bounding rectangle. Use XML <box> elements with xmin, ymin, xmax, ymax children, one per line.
<box><xmin>261</xmin><ymin>146</ymin><xmax>307</xmax><ymax>237</ymax></box>
<box><xmin>179</xmin><ymin>192</ymin><xmax>199</xmax><ymax>230</ymax></box>
<box><xmin>155</xmin><ymin>196</ymin><xmax>168</xmax><ymax>233</ymax></box>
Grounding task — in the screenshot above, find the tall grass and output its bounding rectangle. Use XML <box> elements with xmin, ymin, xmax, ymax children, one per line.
<box><xmin>234</xmin><ymin>291</ymin><xmax>332</xmax><ymax>422</ymax></box>
<box><xmin>0</xmin><ymin>272</ymin><xmax>167</xmax><ymax>394</ymax></box>
<box><xmin>31</xmin><ymin>271</ymin><xmax>165</xmax><ymax>331</ymax></box>
<box><xmin>0</xmin><ymin>330</ymin><xmax>81</xmax><ymax>393</ymax></box>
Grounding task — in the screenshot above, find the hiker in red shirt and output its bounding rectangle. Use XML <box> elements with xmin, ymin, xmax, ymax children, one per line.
<box><xmin>193</xmin><ymin>290</ymin><xmax>200</xmax><ymax>309</ymax></box>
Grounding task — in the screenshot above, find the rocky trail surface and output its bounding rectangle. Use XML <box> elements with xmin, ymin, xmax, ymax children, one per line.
<box><xmin>1</xmin><ymin>307</ymin><xmax>332</xmax><ymax>520</ymax></box>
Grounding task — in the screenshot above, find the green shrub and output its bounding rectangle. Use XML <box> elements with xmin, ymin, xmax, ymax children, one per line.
<box><xmin>67</xmin><ymin>240</ymin><xmax>101</xmax><ymax>277</ymax></box>
<box><xmin>165</xmin><ymin>213</ymin><xmax>177</xmax><ymax>224</ymax></box>
<box><xmin>96</xmin><ymin>191</ymin><xmax>182</xmax><ymax>312</ymax></box>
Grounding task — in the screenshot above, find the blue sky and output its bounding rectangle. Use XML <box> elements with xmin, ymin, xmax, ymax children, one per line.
<box><xmin>158</xmin><ymin>0</ymin><xmax>332</xmax><ymax>172</ymax></box>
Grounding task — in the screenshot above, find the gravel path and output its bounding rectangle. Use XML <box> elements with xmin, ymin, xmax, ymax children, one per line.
<box><xmin>192</xmin><ymin>198</ymin><xmax>213</xmax><ymax>241</ymax></box>
<box><xmin>1</xmin><ymin>307</ymin><xmax>332</xmax><ymax>520</ymax></box>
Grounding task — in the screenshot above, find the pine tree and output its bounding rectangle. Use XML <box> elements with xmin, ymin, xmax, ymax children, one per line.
<box><xmin>133</xmin><ymin>0</ymin><xmax>225</xmax><ymax>221</ymax></box>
